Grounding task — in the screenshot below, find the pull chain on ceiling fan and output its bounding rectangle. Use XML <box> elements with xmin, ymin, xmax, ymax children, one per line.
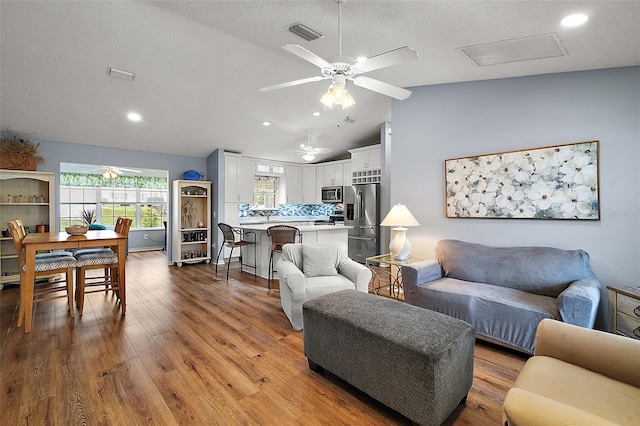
<box><xmin>260</xmin><ymin>0</ymin><xmax>419</xmax><ymax>108</ymax></box>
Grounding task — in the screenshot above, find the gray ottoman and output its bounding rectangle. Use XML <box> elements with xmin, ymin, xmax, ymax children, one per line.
<box><xmin>303</xmin><ymin>290</ymin><xmax>475</xmax><ymax>426</ymax></box>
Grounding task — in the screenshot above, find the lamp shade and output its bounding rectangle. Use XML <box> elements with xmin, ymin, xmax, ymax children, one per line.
<box><xmin>380</xmin><ymin>204</ymin><xmax>419</xmax><ymax>228</ymax></box>
<box><xmin>319</xmin><ymin>76</ymin><xmax>356</xmax><ymax>109</ymax></box>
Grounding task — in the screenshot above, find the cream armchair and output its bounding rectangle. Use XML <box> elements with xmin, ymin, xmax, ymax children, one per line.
<box><xmin>276</xmin><ymin>242</ymin><xmax>371</xmax><ymax>331</ymax></box>
<box><xmin>503</xmin><ymin>319</ymin><xmax>640</xmax><ymax>426</ymax></box>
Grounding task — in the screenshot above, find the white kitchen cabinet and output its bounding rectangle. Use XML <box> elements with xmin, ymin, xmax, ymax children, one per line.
<box><xmin>171</xmin><ymin>180</ymin><xmax>211</xmax><ymax>267</ymax></box>
<box><xmin>225</xmin><ymin>154</ymin><xmax>254</xmax><ymax>203</ymax></box>
<box><xmin>0</xmin><ymin>170</ymin><xmax>56</xmax><ymax>288</ymax></box>
<box><xmin>343</xmin><ymin>161</ymin><xmax>352</xmax><ymax>188</ymax></box>
<box><xmin>315</xmin><ymin>166</ymin><xmax>324</xmax><ymax>199</ymax></box>
<box><xmin>322</xmin><ymin>162</ymin><xmax>346</xmax><ymax>187</ymax></box>
<box><xmin>302</xmin><ymin>166</ymin><xmax>317</xmax><ymax>203</ymax></box>
<box><xmin>349</xmin><ymin>146</ymin><xmax>381</xmax><ymax>184</ymax></box>
<box><xmin>284</xmin><ymin>165</ymin><xmax>303</xmax><ymax>204</ymax></box>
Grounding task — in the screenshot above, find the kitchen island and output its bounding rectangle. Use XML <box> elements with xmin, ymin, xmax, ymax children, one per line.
<box><xmin>235</xmin><ymin>223</ymin><xmax>350</xmax><ymax>281</ymax></box>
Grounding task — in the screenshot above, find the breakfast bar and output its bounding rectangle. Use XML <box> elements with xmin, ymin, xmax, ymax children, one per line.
<box><xmin>236</xmin><ymin>223</ymin><xmax>350</xmax><ymax>280</ymax></box>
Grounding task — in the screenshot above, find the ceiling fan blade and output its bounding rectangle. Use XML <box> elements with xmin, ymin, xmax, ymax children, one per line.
<box><xmin>353</xmin><ymin>46</ymin><xmax>418</xmax><ymax>74</ymax></box>
<box><xmin>353</xmin><ymin>76</ymin><xmax>412</xmax><ymax>100</ymax></box>
<box><xmin>281</xmin><ymin>44</ymin><xmax>333</xmax><ymax>69</ymax></box>
<box><xmin>311</xmin><ymin>147</ymin><xmax>332</xmax><ymax>154</ymax></box>
<box><xmin>115</xmin><ymin>167</ymin><xmax>141</xmax><ymax>173</ymax></box>
<box><xmin>82</xmin><ymin>167</ymin><xmax>105</xmax><ymax>173</ymax></box>
<box><xmin>259</xmin><ymin>76</ymin><xmax>327</xmax><ymax>92</ymax></box>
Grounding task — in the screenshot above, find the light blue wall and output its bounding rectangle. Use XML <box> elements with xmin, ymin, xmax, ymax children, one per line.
<box><xmin>391</xmin><ymin>66</ymin><xmax>640</xmax><ymax>329</ymax></box>
<box><xmin>36</xmin><ymin>139</ymin><xmax>207</xmax><ymax>260</ymax></box>
<box><xmin>207</xmin><ymin>148</ymin><xmax>224</xmax><ymax>259</ymax></box>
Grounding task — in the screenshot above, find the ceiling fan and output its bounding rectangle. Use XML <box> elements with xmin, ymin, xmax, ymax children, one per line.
<box><xmin>296</xmin><ymin>129</ymin><xmax>332</xmax><ymax>162</ymax></box>
<box><xmin>85</xmin><ymin>165</ymin><xmax>142</xmax><ymax>178</ymax></box>
<box><xmin>260</xmin><ymin>0</ymin><xmax>419</xmax><ymax>108</ymax></box>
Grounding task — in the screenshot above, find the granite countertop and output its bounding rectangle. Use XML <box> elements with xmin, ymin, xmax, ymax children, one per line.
<box><xmin>239</xmin><ymin>215</ymin><xmax>330</xmax><ymax>225</ymax></box>
<box><xmin>237</xmin><ymin>223</ymin><xmax>351</xmax><ymax>232</ymax></box>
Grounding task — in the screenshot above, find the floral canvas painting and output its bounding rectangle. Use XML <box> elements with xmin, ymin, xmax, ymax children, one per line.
<box><xmin>445</xmin><ymin>141</ymin><xmax>600</xmax><ymax>220</ymax></box>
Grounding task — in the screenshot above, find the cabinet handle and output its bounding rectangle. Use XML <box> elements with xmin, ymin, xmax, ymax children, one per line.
<box><xmin>634</xmin><ymin>327</ymin><xmax>640</xmax><ymax>338</ymax></box>
<box><xmin>237</xmin><ymin>194</ymin><xmax>240</xmax><ymax>202</ymax></box>
<box><xmin>634</xmin><ymin>306</ymin><xmax>640</xmax><ymax>317</ymax></box>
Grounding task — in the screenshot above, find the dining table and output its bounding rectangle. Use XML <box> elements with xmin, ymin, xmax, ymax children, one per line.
<box><xmin>21</xmin><ymin>230</ymin><xmax>128</xmax><ymax>333</ymax></box>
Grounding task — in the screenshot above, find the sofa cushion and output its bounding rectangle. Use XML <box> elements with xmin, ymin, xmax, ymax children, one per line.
<box><xmin>301</xmin><ymin>243</ymin><xmax>343</xmax><ymax>277</ymax></box>
<box><xmin>304</xmin><ymin>275</ymin><xmax>355</xmax><ymax>299</ymax></box>
<box><xmin>510</xmin><ymin>356</ymin><xmax>640</xmax><ymax>425</ymax></box>
<box><xmin>436</xmin><ymin>239</ymin><xmax>593</xmax><ymax>298</ymax></box>
<box><xmin>412</xmin><ymin>277</ymin><xmax>558</xmax><ymax>353</ymax></box>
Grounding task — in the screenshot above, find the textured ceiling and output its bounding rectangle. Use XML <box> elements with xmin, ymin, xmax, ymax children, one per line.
<box><xmin>1</xmin><ymin>1</ymin><xmax>639</xmax><ymax>164</ymax></box>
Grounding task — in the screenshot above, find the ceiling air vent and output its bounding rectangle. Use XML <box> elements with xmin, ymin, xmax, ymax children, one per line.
<box><xmin>287</xmin><ymin>22</ymin><xmax>324</xmax><ymax>41</ymax></box>
<box><xmin>344</xmin><ymin>116</ymin><xmax>358</xmax><ymax>124</ymax></box>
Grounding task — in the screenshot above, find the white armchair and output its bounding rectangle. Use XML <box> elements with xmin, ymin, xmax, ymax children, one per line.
<box><xmin>276</xmin><ymin>242</ymin><xmax>371</xmax><ymax>331</ymax></box>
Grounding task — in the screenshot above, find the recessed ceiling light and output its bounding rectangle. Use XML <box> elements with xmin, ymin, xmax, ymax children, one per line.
<box><xmin>127</xmin><ymin>112</ymin><xmax>141</xmax><ymax>122</ymax></box>
<box><xmin>262</xmin><ymin>121</ymin><xmax>271</xmax><ymax>126</ymax></box>
<box><xmin>561</xmin><ymin>14</ymin><xmax>588</xmax><ymax>27</ymax></box>
<box><xmin>313</xmin><ymin>111</ymin><xmax>320</xmax><ymax>117</ymax></box>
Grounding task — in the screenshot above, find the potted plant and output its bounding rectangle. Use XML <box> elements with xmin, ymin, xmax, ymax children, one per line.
<box><xmin>79</xmin><ymin>209</ymin><xmax>97</xmax><ymax>226</ymax></box>
<box><xmin>0</xmin><ymin>128</ymin><xmax>44</xmax><ymax>171</ymax></box>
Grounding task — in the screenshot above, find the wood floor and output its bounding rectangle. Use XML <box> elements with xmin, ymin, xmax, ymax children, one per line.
<box><xmin>0</xmin><ymin>251</ymin><xmax>526</xmax><ymax>425</ymax></box>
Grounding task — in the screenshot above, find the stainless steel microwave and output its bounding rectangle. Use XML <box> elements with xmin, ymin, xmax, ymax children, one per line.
<box><xmin>321</xmin><ymin>186</ymin><xmax>343</xmax><ymax>203</ymax></box>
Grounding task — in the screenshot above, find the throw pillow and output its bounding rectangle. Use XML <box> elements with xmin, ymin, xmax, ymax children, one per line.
<box><xmin>302</xmin><ymin>243</ymin><xmax>341</xmax><ymax>277</ymax></box>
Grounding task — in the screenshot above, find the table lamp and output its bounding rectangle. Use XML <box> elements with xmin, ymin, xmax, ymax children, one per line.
<box><xmin>380</xmin><ymin>203</ymin><xmax>420</xmax><ymax>260</ymax></box>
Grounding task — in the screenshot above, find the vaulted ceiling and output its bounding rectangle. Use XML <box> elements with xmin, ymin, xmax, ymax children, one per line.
<box><xmin>1</xmin><ymin>1</ymin><xmax>638</xmax><ymax>164</ymax></box>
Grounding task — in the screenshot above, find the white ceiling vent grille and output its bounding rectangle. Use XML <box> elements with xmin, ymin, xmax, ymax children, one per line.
<box><xmin>287</xmin><ymin>22</ymin><xmax>324</xmax><ymax>41</ymax></box>
<box><xmin>344</xmin><ymin>116</ymin><xmax>358</xmax><ymax>124</ymax></box>
<box><xmin>458</xmin><ymin>33</ymin><xmax>568</xmax><ymax>66</ymax></box>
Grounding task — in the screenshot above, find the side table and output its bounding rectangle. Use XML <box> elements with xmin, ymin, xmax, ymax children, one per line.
<box><xmin>366</xmin><ymin>253</ymin><xmax>424</xmax><ymax>300</ymax></box>
<box><xmin>607</xmin><ymin>285</ymin><xmax>640</xmax><ymax>340</ymax></box>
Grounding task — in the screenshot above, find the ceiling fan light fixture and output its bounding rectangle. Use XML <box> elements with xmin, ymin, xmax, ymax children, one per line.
<box><xmin>319</xmin><ymin>79</ymin><xmax>356</xmax><ymax>109</ymax></box>
<box><xmin>319</xmin><ymin>87</ymin><xmax>335</xmax><ymax>108</ymax></box>
<box><xmin>103</xmin><ymin>170</ymin><xmax>119</xmax><ymax>179</ymax></box>
<box><xmin>341</xmin><ymin>90</ymin><xmax>356</xmax><ymax>108</ymax></box>
<box><xmin>302</xmin><ymin>153</ymin><xmax>316</xmax><ymax>162</ymax></box>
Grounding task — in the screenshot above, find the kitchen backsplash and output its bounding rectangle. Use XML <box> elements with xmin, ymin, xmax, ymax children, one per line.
<box><xmin>239</xmin><ymin>203</ymin><xmax>336</xmax><ymax>217</ymax></box>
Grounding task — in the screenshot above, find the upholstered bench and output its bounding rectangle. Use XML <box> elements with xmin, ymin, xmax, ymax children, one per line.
<box><xmin>303</xmin><ymin>290</ymin><xmax>475</xmax><ymax>426</ymax></box>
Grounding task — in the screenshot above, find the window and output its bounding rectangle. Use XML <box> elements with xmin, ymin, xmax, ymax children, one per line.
<box><xmin>253</xmin><ymin>176</ymin><xmax>278</xmax><ymax>209</ymax></box>
<box><xmin>59</xmin><ymin>164</ymin><xmax>168</xmax><ymax>230</ymax></box>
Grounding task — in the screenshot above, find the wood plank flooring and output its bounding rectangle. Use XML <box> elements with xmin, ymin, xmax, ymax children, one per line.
<box><xmin>0</xmin><ymin>251</ymin><xmax>527</xmax><ymax>425</ymax></box>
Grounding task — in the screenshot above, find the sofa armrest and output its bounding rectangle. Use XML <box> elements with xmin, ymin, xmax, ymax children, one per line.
<box><xmin>338</xmin><ymin>257</ymin><xmax>372</xmax><ymax>293</ymax></box>
<box><xmin>503</xmin><ymin>388</ymin><xmax>619</xmax><ymax>426</ymax></box>
<box><xmin>558</xmin><ymin>277</ymin><xmax>600</xmax><ymax>328</ymax></box>
<box><xmin>534</xmin><ymin>319</ymin><xmax>640</xmax><ymax>388</ymax></box>
<box><xmin>276</xmin><ymin>259</ymin><xmax>306</xmax><ymax>299</ymax></box>
<box><xmin>402</xmin><ymin>259</ymin><xmax>442</xmax><ymax>294</ymax></box>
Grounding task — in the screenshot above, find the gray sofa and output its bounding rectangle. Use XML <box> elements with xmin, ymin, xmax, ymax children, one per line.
<box><xmin>402</xmin><ymin>239</ymin><xmax>601</xmax><ymax>354</ymax></box>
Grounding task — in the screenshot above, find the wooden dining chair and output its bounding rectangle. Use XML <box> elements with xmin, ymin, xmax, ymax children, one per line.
<box><xmin>266</xmin><ymin>225</ymin><xmax>301</xmax><ymax>289</ymax></box>
<box><xmin>74</xmin><ymin>217</ymin><xmax>132</xmax><ymax>316</ymax></box>
<box><xmin>7</xmin><ymin>220</ymin><xmax>78</xmax><ymax>328</ymax></box>
<box><xmin>215</xmin><ymin>223</ymin><xmax>256</xmax><ymax>281</ymax></box>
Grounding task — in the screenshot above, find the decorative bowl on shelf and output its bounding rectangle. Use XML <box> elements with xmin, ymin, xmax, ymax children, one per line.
<box><xmin>183</xmin><ymin>170</ymin><xmax>202</xmax><ymax>180</ymax></box>
<box><xmin>65</xmin><ymin>225</ymin><xmax>88</xmax><ymax>236</ymax></box>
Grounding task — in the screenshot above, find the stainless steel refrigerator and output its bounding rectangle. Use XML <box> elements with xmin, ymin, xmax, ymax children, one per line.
<box><xmin>344</xmin><ymin>184</ymin><xmax>380</xmax><ymax>263</ymax></box>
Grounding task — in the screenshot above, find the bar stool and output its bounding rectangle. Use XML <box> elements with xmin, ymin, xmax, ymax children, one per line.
<box><xmin>266</xmin><ymin>225</ymin><xmax>301</xmax><ymax>289</ymax></box>
<box><xmin>215</xmin><ymin>223</ymin><xmax>256</xmax><ymax>281</ymax></box>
